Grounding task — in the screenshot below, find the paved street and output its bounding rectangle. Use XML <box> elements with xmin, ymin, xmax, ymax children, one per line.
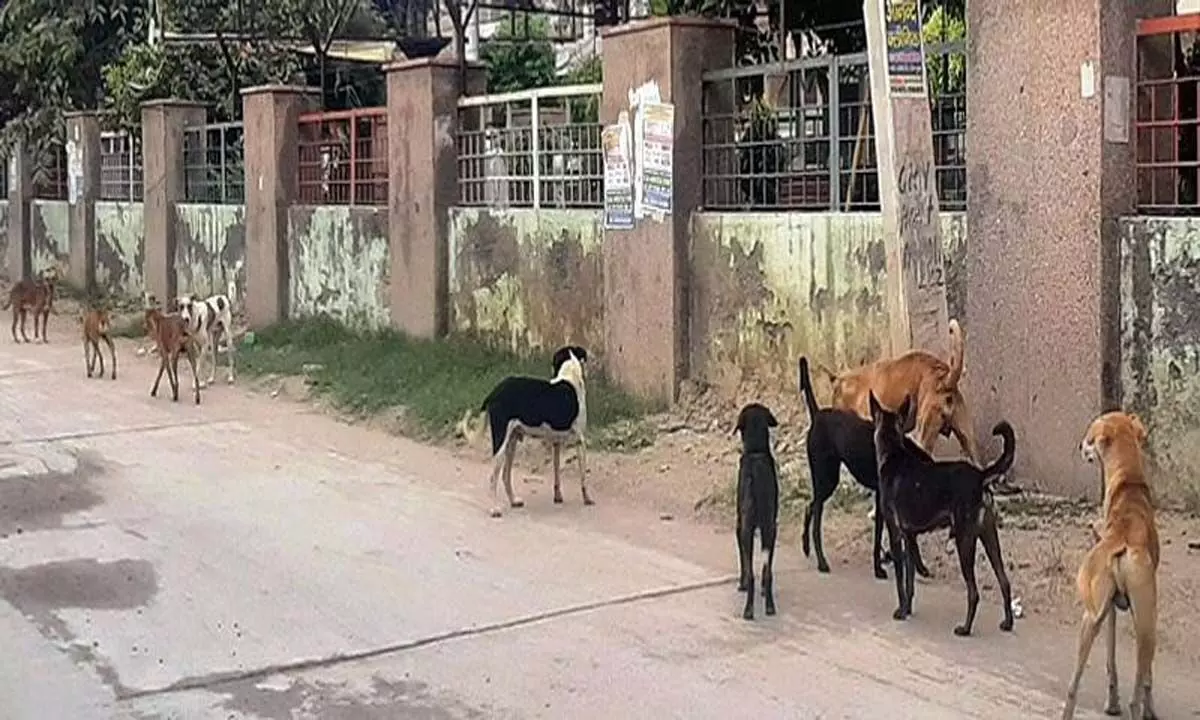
<box><xmin>0</xmin><ymin>332</ymin><xmax>1196</xmax><ymax>719</ymax></box>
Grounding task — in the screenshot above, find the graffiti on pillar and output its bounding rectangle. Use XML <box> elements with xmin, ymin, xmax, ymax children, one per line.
<box><xmin>897</xmin><ymin>156</ymin><xmax>944</xmax><ymax>290</ymax></box>
<box><xmin>66</xmin><ymin>140</ymin><xmax>83</xmax><ymax>205</ymax></box>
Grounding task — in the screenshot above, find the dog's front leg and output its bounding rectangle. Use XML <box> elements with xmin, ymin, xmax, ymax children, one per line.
<box><xmin>761</xmin><ymin>522</ymin><xmax>777</xmax><ymax>617</ymax></box>
<box><xmin>551</xmin><ymin>442</ymin><xmax>564</xmax><ymax>504</ymax></box>
<box><xmin>902</xmin><ymin>532</ymin><xmax>918</xmax><ymax>618</ymax></box>
<box><xmin>883</xmin><ymin>514</ymin><xmax>908</xmax><ymax>620</ymax></box>
<box><xmin>871</xmin><ymin>493</ymin><xmax>888</xmax><ymax>579</ymax></box>
<box><xmin>737</xmin><ymin>513</ymin><xmax>756</xmax><ymax>620</ymax></box>
<box><xmin>577</xmin><ymin>437</ymin><xmax>594</xmax><ymax>506</ymax></box>
<box><xmin>952</xmin><ymin>527</ymin><xmax>981</xmax><ymax>636</ymax></box>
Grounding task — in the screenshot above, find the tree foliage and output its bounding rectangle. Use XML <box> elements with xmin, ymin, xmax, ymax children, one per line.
<box><xmin>480</xmin><ymin>15</ymin><xmax>557</xmax><ymax>93</ymax></box>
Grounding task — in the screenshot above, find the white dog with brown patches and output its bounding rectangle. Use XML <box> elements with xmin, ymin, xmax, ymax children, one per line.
<box><xmin>176</xmin><ymin>279</ymin><xmax>237</xmax><ymax>388</ymax></box>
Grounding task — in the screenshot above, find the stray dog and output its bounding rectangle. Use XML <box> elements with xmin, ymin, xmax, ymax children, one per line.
<box><xmin>145</xmin><ymin>306</ymin><xmax>201</xmax><ymax>404</ymax></box>
<box><xmin>822</xmin><ymin>319</ymin><xmax>979</xmax><ymax>465</ymax></box>
<box><xmin>176</xmin><ymin>280</ymin><xmax>236</xmax><ymax>388</ymax></box>
<box><xmin>734</xmin><ymin>402</ymin><xmax>780</xmax><ymax>620</ymax></box>
<box><xmin>82</xmin><ymin>307</ymin><xmax>117</xmax><ymax>380</ymax></box>
<box><xmin>1061</xmin><ymin>411</ymin><xmax>1159</xmax><ymax>720</ymax></box>
<box><xmin>798</xmin><ymin>357</ymin><xmax>933</xmax><ymax>580</ymax></box>
<box><xmin>5</xmin><ymin>268</ymin><xmax>58</xmax><ymax>343</ymax></box>
<box><xmin>476</xmin><ymin>346</ymin><xmax>589</xmax><ymax>518</ymax></box>
<box><xmin>871</xmin><ymin>391</ymin><xmax>1016</xmax><ymax>636</ymax></box>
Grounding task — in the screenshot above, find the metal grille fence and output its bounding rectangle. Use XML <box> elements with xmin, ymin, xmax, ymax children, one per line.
<box><xmin>184</xmin><ymin>122</ymin><xmax>245</xmax><ymax>204</ymax></box>
<box><xmin>32</xmin><ymin>143</ymin><xmax>67</xmax><ymax>200</ymax></box>
<box><xmin>701</xmin><ymin>42</ymin><xmax>966</xmax><ymax>212</ymax></box>
<box><xmin>457</xmin><ymin>84</ymin><xmax>603</xmax><ymax>209</ymax></box>
<box><xmin>297</xmin><ymin>109</ymin><xmax>388</xmax><ymax>206</ymax></box>
<box><xmin>1135</xmin><ymin>14</ymin><xmax>1200</xmax><ymax>214</ymax></box>
<box><xmin>100</xmin><ymin>131</ymin><xmax>144</xmax><ymax>201</ymax></box>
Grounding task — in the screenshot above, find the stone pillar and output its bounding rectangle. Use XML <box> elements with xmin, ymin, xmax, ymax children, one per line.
<box><xmin>64</xmin><ymin>112</ymin><xmax>101</xmax><ymax>293</ymax></box>
<box><xmin>241</xmin><ymin>85</ymin><xmax>320</xmax><ymax>329</ymax></box>
<box><xmin>383</xmin><ymin>57</ymin><xmax>485</xmax><ymax>338</ymax></box>
<box><xmin>142</xmin><ymin>100</ymin><xmax>207</xmax><ymax>303</ymax></box>
<box><xmin>599</xmin><ymin>17</ymin><xmax>735</xmax><ymax>403</ymax></box>
<box><xmin>864</xmin><ymin>0</ymin><xmax>951</xmax><ymax>359</ymax></box>
<box><xmin>5</xmin><ymin>146</ymin><xmax>33</xmax><ymax>281</ymax></box>
<box><xmin>965</xmin><ymin>0</ymin><xmax>1173</xmax><ymax>497</ymax></box>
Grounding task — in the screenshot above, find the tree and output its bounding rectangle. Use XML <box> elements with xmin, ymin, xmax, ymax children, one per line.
<box><xmin>923</xmin><ymin>4</ymin><xmax>965</xmax><ymax>96</ymax></box>
<box><xmin>480</xmin><ymin>15</ymin><xmax>556</xmax><ymax>93</ymax></box>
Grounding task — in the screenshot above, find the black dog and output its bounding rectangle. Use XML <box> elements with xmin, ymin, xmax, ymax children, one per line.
<box><xmin>870</xmin><ymin>391</ymin><xmax>1016</xmax><ymax>636</ymax></box>
<box><xmin>798</xmin><ymin>357</ymin><xmax>933</xmax><ymax>580</ymax></box>
<box><xmin>734</xmin><ymin>402</ymin><xmax>780</xmax><ymax>620</ymax></box>
<box><xmin>478</xmin><ymin>346</ymin><xmax>589</xmax><ymax>518</ymax></box>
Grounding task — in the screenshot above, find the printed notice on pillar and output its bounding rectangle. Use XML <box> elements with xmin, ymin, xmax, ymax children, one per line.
<box><xmin>885</xmin><ymin>0</ymin><xmax>927</xmax><ymax>97</ymax></box>
<box><xmin>66</xmin><ymin>140</ymin><xmax>83</xmax><ymax>205</ymax></box>
<box><xmin>639</xmin><ymin>102</ymin><xmax>674</xmax><ymax>214</ymax></box>
<box><xmin>602</xmin><ymin>124</ymin><xmax>634</xmax><ymax>230</ymax></box>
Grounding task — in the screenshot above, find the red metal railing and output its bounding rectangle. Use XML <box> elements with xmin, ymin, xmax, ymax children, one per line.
<box><xmin>297</xmin><ymin>108</ymin><xmax>388</xmax><ymax>206</ymax></box>
<box><xmin>1136</xmin><ymin>14</ymin><xmax>1200</xmax><ymax>214</ymax></box>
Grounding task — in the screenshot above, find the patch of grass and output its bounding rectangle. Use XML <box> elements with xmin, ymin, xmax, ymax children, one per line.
<box><xmin>238</xmin><ymin>315</ymin><xmax>652</xmax><ymax>441</ymax></box>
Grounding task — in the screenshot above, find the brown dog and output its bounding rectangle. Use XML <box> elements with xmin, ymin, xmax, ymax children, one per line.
<box><xmin>1061</xmin><ymin>411</ymin><xmax>1159</xmax><ymax>720</ymax></box>
<box><xmin>145</xmin><ymin>306</ymin><xmax>201</xmax><ymax>405</ymax></box>
<box><xmin>4</xmin><ymin>269</ymin><xmax>58</xmax><ymax>343</ymax></box>
<box><xmin>82</xmin><ymin>307</ymin><xmax>117</xmax><ymax>380</ymax></box>
<box><xmin>820</xmin><ymin>319</ymin><xmax>977</xmax><ymax>464</ymax></box>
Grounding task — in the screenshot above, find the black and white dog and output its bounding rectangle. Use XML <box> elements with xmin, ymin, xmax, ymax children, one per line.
<box><xmin>734</xmin><ymin>402</ymin><xmax>780</xmax><ymax>620</ymax></box>
<box><xmin>477</xmin><ymin>345</ymin><xmax>590</xmax><ymax>518</ymax></box>
<box><xmin>176</xmin><ymin>279</ymin><xmax>236</xmax><ymax>388</ymax></box>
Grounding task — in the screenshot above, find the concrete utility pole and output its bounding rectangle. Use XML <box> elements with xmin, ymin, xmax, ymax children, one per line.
<box><xmin>864</xmin><ymin>0</ymin><xmax>951</xmax><ymax>358</ymax></box>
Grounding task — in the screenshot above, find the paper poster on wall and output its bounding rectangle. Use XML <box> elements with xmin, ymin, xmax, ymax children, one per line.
<box><xmin>639</xmin><ymin>102</ymin><xmax>674</xmax><ymax>214</ymax></box>
<box><xmin>66</xmin><ymin>140</ymin><xmax>83</xmax><ymax>205</ymax></box>
<box><xmin>884</xmin><ymin>0</ymin><xmax>927</xmax><ymax>97</ymax></box>
<box><xmin>602</xmin><ymin>124</ymin><xmax>634</xmax><ymax>230</ymax></box>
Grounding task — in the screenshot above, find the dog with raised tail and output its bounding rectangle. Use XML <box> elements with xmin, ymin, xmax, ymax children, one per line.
<box><xmin>176</xmin><ymin>278</ymin><xmax>236</xmax><ymax>388</ymax></box>
<box><xmin>468</xmin><ymin>346</ymin><xmax>590</xmax><ymax>518</ymax></box>
<box><xmin>734</xmin><ymin>402</ymin><xmax>780</xmax><ymax>620</ymax></box>
<box><xmin>1061</xmin><ymin>411</ymin><xmax>1159</xmax><ymax>720</ymax></box>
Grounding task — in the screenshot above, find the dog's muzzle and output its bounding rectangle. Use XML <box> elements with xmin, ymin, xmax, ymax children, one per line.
<box><xmin>1079</xmin><ymin>440</ymin><xmax>1097</xmax><ymax>463</ymax></box>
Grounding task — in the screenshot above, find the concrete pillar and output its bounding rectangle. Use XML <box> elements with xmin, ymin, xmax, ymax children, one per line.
<box><xmin>5</xmin><ymin>146</ymin><xmax>33</xmax><ymax>281</ymax></box>
<box><xmin>64</xmin><ymin>112</ymin><xmax>101</xmax><ymax>293</ymax></box>
<box><xmin>965</xmin><ymin>0</ymin><xmax>1173</xmax><ymax>497</ymax></box>
<box><xmin>864</xmin><ymin>0</ymin><xmax>951</xmax><ymax>359</ymax></box>
<box><xmin>241</xmin><ymin>85</ymin><xmax>320</xmax><ymax>329</ymax></box>
<box><xmin>383</xmin><ymin>57</ymin><xmax>485</xmax><ymax>338</ymax></box>
<box><xmin>599</xmin><ymin>17</ymin><xmax>735</xmax><ymax>403</ymax></box>
<box><xmin>142</xmin><ymin>100</ymin><xmax>207</xmax><ymax>303</ymax></box>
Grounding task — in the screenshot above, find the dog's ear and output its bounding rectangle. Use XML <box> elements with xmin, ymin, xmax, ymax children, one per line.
<box><xmin>733</xmin><ymin>407</ymin><xmax>747</xmax><ymax>436</ymax></box>
<box><xmin>1128</xmin><ymin>413</ymin><xmax>1148</xmax><ymax>447</ymax></box>
<box><xmin>766</xmin><ymin>409</ymin><xmax>779</xmax><ymax>428</ymax></box>
<box><xmin>868</xmin><ymin>391</ymin><xmax>882</xmax><ymax>418</ymax></box>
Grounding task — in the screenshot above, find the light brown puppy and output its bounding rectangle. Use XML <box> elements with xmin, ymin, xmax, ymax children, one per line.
<box><xmin>145</xmin><ymin>307</ymin><xmax>201</xmax><ymax>405</ymax></box>
<box><xmin>821</xmin><ymin>319</ymin><xmax>977</xmax><ymax>464</ymax></box>
<box><xmin>4</xmin><ymin>268</ymin><xmax>58</xmax><ymax>343</ymax></box>
<box><xmin>1061</xmin><ymin>411</ymin><xmax>1159</xmax><ymax>720</ymax></box>
<box><xmin>82</xmin><ymin>307</ymin><xmax>117</xmax><ymax>380</ymax></box>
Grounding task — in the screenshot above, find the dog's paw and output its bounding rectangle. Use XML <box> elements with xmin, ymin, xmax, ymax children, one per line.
<box><xmin>1103</xmin><ymin>701</ymin><xmax>1121</xmax><ymax>716</ymax></box>
<box><xmin>489</xmin><ymin>507</ymin><xmax>503</xmax><ymax>518</ymax></box>
<box><xmin>892</xmin><ymin>607</ymin><xmax>907</xmax><ymax>621</ymax></box>
<box><xmin>764</xmin><ymin>602</ymin><xmax>776</xmax><ymax>616</ymax></box>
<box><xmin>742</xmin><ymin>607</ymin><xmax>755</xmax><ymax>621</ymax></box>
<box><xmin>553</xmin><ymin>494</ymin><xmax>564</xmax><ymax>504</ymax></box>
<box><xmin>953</xmin><ymin>624</ymin><xmax>972</xmax><ymax>637</ymax></box>
<box><xmin>510</xmin><ymin>498</ymin><xmax>525</xmax><ymax>509</ymax></box>
<box><xmin>874</xmin><ymin>566</ymin><xmax>889</xmax><ymax>580</ymax></box>
<box><xmin>1000</xmin><ymin>617</ymin><xmax>1014</xmax><ymax>632</ymax></box>
<box><xmin>817</xmin><ymin>562</ymin><xmax>831</xmax><ymax>574</ymax></box>
<box><xmin>583</xmin><ymin>497</ymin><xmax>595</xmax><ymax>506</ymax></box>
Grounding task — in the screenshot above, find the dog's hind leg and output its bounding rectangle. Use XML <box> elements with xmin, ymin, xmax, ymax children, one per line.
<box><xmin>576</xmin><ymin>437</ymin><xmax>594</xmax><ymax>506</ymax></box>
<box><xmin>1062</xmin><ymin>604</ymin><xmax>1112</xmax><ymax>720</ymax></box>
<box><xmin>804</xmin><ymin>456</ymin><xmax>838</xmax><ymax>574</ymax></box>
<box><xmin>551</xmin><ymin>442</ymin><xmax>564</xmax><ymax>504</ymax></box>
<box><xmin>104</xmin><ymin>335</ymin><xmax>116</xmax><ymax>380</ymax></box>
<box><xmin>738</xmin><ymin>514</ymin><xmax>756</xmax><ymax>620</ymax></box>
<box><xmin>952</xmin><ymin>526</ymin><xmax>982</xmax><ymax>637</ymax></box>
<box><xmin>884</xmin><ymin>514</ymin><xmax>908</xmax><ymax>620</ymax></box>
<box><xmin>1125</xmin><ymin>563</ymin><xmax>1159</xmax><ymax>720</ymax></box>
<box><xmin>871</xmin><ymin>493</ymin><xmax>888</xmax><ymax>580</ymax></box>
<box><xmin>902</xmin><ymin>532</ymin><xmax>918</xmax><ymax>617</ymax></box>
<box><xmin>84</xmin><ymin>338</ymin><xmax>93</xmax><ymax>377</ymax></box>
<box><xmin>500</xmin><ymin>427</ymin><xmax>524</xmax><ymax>510</ymax></box>
<box><xmin>1103</xmin><ymin>597</ymin><xmax>1121</xmax><ymax>716</ymax></box>
<box><xmin>761</xmin><ymin>523</ymin><xmax>777</xmax><ymax>617</ymax></box>
<box><xmin>487</xmin><ymin>445</ymin><xmax>508</xmax><ymax>518</ymax></box>
<box><xmin>979</xmin><ymin>510</ymin><xmax>1015</xmax><ymax>632</ymax></box>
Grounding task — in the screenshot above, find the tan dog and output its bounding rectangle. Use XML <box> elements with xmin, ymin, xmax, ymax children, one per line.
<box><xmin>1061</xmin><ymin>411</ymin><xmax>1159</xmax><ymax>720</ymax></box>
<box><xmin>820</xmin><ymin>319</ymin><xmax>977</xmax><ymax>464</ymax></box>
<box><xmin>82</xmin><ymin>307</ymin><xmax>117</xmax><ymax>380</ymax></box>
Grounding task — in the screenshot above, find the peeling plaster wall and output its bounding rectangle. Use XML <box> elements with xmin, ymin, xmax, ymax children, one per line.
<box><xmin>1120</xmin><ymin>216</ymin><xmax>1200</xmax><ymax>503</ymax></box>
<box><xmin>30</xmin><ymin>200</ymin><xmax>69</xmax><ymax>277</ymax></box>
<box><xmin>288</xmin><ymin>206</ymin><xmax>390</xmax><ymax>330</ymax></box>
<box><xmin>175</xmin><ymin>204</ymin><xmax>247</xmax><ymax>305</ymax></box>
<box><xmin>0</xmin><ymin>201</ymin><xmax>8</xmax><ymax>269</ymax></box>
<box><xmin>689</xmin><ymin>212</ymin><xmax>968</xmax><ymax>397</ymax></box>
<box><xmin>448</xmin><ymin>208</ymin><xmax>605</xmax><ymax>363</ymax></box>
<box><xmin>94</xmin><ymin>201</ymin><xmax>145</xmax><ymax>298</ymax></box>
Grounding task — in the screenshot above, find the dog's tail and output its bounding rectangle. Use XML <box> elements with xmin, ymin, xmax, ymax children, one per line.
<box><xmin>980</xmin><ymin>421</ymin><xmax>1016</xmax><ymax>484</ymax></box>
<box><xmin>798</xmin><ymin>357</ymin><xmax>821</xmax><ymax>419</ymax></box>
<box><xmin>946</xmin><ymin>318</ymin><xmax>964</xmax><ymax>388</ymax></box>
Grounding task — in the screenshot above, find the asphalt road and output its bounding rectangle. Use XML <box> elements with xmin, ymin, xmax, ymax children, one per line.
<box><xmin>0</xmin><ymin>331</ymin><xmax>1195</xmax><ymax>719</ymax></box>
